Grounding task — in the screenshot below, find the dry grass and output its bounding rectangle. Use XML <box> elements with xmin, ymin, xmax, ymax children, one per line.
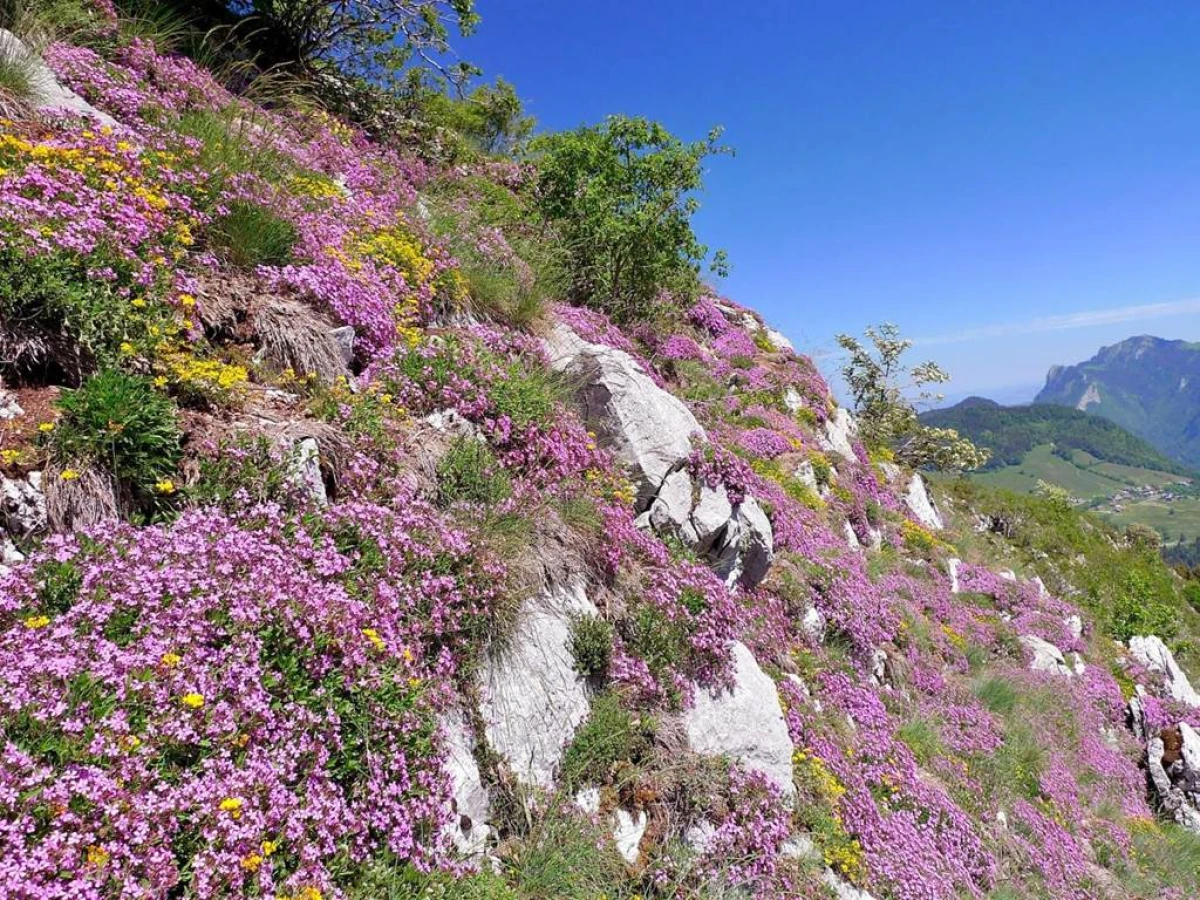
<box><xmin>251</xmin><ymin>299</ymin><xmax>350</xmax><ymax>383</ymax></box>
<box><xmin>44</xmin><ymin>462</ymin><xmax>119</xmax><ymax>532</ymax></box>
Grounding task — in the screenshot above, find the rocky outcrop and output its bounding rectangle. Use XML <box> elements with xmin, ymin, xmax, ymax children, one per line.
<box><xmin>1020</xmin><ymin>635</ymin><xmax>1073</xmax><ymax>677</ymax></box>
<box><xmin>904</xmin><ymin>473</ymin><xmax>943</xmax><ymax>530</ymax></box>
<box><xmin>819</xmin><ymin>407</ymin><xmax>859</xmax><ymax>460</ymax></box>
<box><xmin>683</xmin><ymin>642</ymin><xmax>795</xmax><ymax>799</ymax></box>
<box><xmin>544</xmin><ymin>322</ymin><xmax>701</xmax><ymax>510</ymax></box>
<box><xmin>476</xmin><ymin>579</ymin><xmax>596</xmax><ymax>790</ymax></box>
<box><xmin>0</xmin><ymin>29</ymin><xmax>119</xmax><ymax>127</ymax></box>
<box><xmin>1</xmin><ymin>472</ymin><xmax>46</xmax><ymax>538</ymax></box>
<box><xmin>1131</xmin><ymin>696</ymin><xmax>1200</xmax><ymax>834</ymax></box>
<box><xmin>441</xmin><ymin>708</ymin><xmax>492</xmax><ymax>857</ymax></box>
<box><xmin>1128</xmin><ymin>635</ymin><xmax>1200</xmax><ymax>708</ymax></box>
<box><xmin>0</xmin><ymin>380</ymin><xmax>22</xmax><ymax>420</ymax></box>
<box><xmin>613</xmin><ymin>808</ymin><xmax>648</xmax><ymax>863</ymax></box>
<box><xmin>290</xmin><ymin>438</ymin><xmax>327</xmax><ymax>506</ymax></box>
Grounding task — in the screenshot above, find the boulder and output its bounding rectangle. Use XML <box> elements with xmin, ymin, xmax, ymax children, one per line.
<box><xmin>822</xmin><ymin>871</ymin><xmax>880</xmax><ymax>900</ymax></box>
<box><xmin>476</xmin><ymin>579</ymin><xmax>596</xmax><ymax>790</ymax></box>
<box><xmin>782</xmin><ymin>387</ymin><xmax>804</xmax><ymax>415</ymax></box>
<box><xmin>793</xmin><ymin>459</ymin><xmax>819</xmax><ymax>493</ymax></box>
<box><xmin>441</xmin><ymin>708</ymin><xmax>492</xmax><ymax>857</ymax></box>
<box><xmin>704</xmin><ymin>497</ymin><xmax>774</xmax><ymax>590</ymax></box>
<box><xmin>1132</xmin><ymin>699</ymin><xmax>1200</xmax><ymax>834</ymax></box>
<box><xmin>0</xmin><ymin>381</ymin><xmax>22</xmax><ymax>420</ymax></box>
<box><xmin>329</xmin><ymin>326</ymin><xmax>356</xmax><ymax>366</ymax></box>
<box><xmin>819</xmin><ymin>407</ymin><xmax>860</xmax><ymax>461</ymax></box>
<box><xmin>1020</xmin><ymin>635</ymin><xmax>1072</xmax><ymax>677</ymax></box>
<box><xmin>544</xmin><ymin>322</ymin><xmax>702</xmax><ymax>510</ymax></box>
<box><xmin>1128</xmin><ymin>635</ymin><xmax>1200</xmax><ymax>708</ymax></box>
<box><xmin>1</xmin><ymin>472</ymin><xmax>46</xmax><ymax>538</ymax></box>
<box><xmin>290</xmin><ymin>438</ymin><xmax>327</xmax><ymax>506</ymax></box>
<box><xmin>574</xmin><ymin>787</ymin><xmax>601</xmax><ymax>815</ymax></box>
<box><xmin>1065</xmin><ymin>614</ymin><xmax>1083</xmax><ymax>641</ymax></box>
<box><xmin>0</xmin><ymin>29</ymin><xmax>119</xmax><ymax>127</ymax></box>
<box><xmin>764</xmin><ymin>328</ymin><xmax>794</xmax><ymax>353</ymax></box>
<box><xmin>801</xmin><ymin>606</ymin><xmax>827</xmax><ymax>644</ymax></box>
<box><xmin>904</xmin><ymin>473</ymin><xmax>943</xmax><ymax>530</ymax></box>
<box><xmin>683</xmin><ymin>642</ymin><xmax>795</xmax><ymax>799</ymax></box>
<box><xmin>947</xmin><ymin>557</ymin><xmax>962</xmax><ymax>594</ymax></box>
<box><xmin>0</xmin><ymin>534</ymin><xmax>24</xmax><ymax>577</ymax></box>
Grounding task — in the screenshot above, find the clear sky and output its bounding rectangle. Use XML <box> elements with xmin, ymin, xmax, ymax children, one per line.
<box><xmin>458</xmin><ymin>0</ymin><xmax>1200</xmax><ymax>399</ymax></box>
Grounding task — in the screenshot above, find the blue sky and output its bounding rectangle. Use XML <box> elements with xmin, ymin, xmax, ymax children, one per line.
<box><xmin>459</xmin><ymin>0</ymin><xmax>1200</xmax><ymax>399</ymax></box>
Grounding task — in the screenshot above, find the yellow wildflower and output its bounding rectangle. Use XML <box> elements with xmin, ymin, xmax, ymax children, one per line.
<box><xmin>362</xmin><ymin>628</ymin><xmax>385</xmax><ymax>652</ymax></box>
<box><xmin>0</xmin><ymin>449</ymin><xmax>19</xmax><ymax>466</ymax></box>
<box><xmin>161</xmin><ymin>652</ymin><xmax>182</xmax><ymax>667</ymax></box>
<box><xmin>119</xmin><ymin>342</ymin><xmax>135</xmax><ymax>355</ymax></box>
<box><xmin>60</xmin><ymin>469</ymin><xmax>80</xmax><ymax>481</ymax></box>
<box><xmin>407</xmin><ymin>677</ymin><xmax>422</xmax><ymax>689</ymax></box>
<box><xmin>24</xmin><ymin>615</ymin><xmax>51</xmax><ymax>629</ymax></box>
<box><xmin>401</xmin><ymin>647</ymin><xmax>414</xmax><ymax>664</ymax></box>
<box><xmin>85</xmin><ymin>845</ymin><xmax>109</xmax><ymax>867</ymax></box>
<box><xmin>37</xmin><ymin>422</ymin><xmax>55</xmax><ymax>433</ymax></box>
<box><xmin>241</xmin><ymin>852</ymin><xmax>263</xmax><ymax>872</ymax></box>
<box><xmin>154</xmin><ymin>479</ymin><xmax>176</xmax><ymax>495</ymax></box>
<box><xmin>131</xmin><ymin>298</ymin><xmax>147</xmax><ymax>308</ymax></box>
<box><xmin>154</xmin><ymin>376</ymin><xmax>169</xmax><ymax>388</ymax></box>
<box><xmin>178</xmin><ymin>294</ymin><xmax>196</xmax><ymax>308</ymax></box>
<box><xmin>261</xmin><ymin>840</ymin><xmax>278</xmax><ymax>856</ymax></box>
<box><xmin>181</xmin><ymin>692</ymin><xmax>205</xmax><ymax>709</ymax></box>
<box><xmin>120</xmin><ymin>734</ymin><xmax>142</xmax><ymax>751</ymax></box>
<box><xmin>219</xmin><ymin>797</ymin><xmax>243</xmax><ymax>819</ymax></box>
<box><xmin>296</xmin><ymin>888</ymin><xmax>323</xmax><ymax>900</ymax></box>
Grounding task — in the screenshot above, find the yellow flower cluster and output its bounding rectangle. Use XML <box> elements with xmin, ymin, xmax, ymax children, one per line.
<box><xmin>362</xmin><ymin>627</ymin><xmax>386</xmax><ymax>652</ymax></box>
<box><xmin>182</xmin><ymin>692</ymin><xmax>205</xmax><ymax>708</ymax></box>
<box><xmin>940</xmin><ymin>623</ymin><xmax>968</xmax><ymax>652</ymax></box>
<box><xmin>24</xmin><ymin>615</ymin><xmax>51</xmax><ymax>629</ymax></box>
<box><xmin>219</xmin><ymin>797</ymin><xmax>244</xmax><ymax>819</ymax></box>
<box><xmin>85</xmin><ymin>845</ymin><xmax>110</xmax><ymax>867</ymax></box>
<box><xmin>794</xmin><ymin>748</ymin><xmax>847</xmax><ymax>804</ymax></box>
<box><xmin>290</xmin><ymin>173</ymin><xmax>343</xmax><ymax>200</ymax></box>
<box><xmin>158</xmin><ymin>348</ymin><xmax>249</xmax><ymax>405</ymax></box>
<box><xmin>357</xmin><ymin>225</ymin><xmax>435</xmax><ymax>286</ymax></box>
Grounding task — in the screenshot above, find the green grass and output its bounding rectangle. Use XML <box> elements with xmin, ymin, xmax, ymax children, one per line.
<box><xmin>435</xmin><ymin>437</ymin><xmax>512</xmax><ymax>507</ymax></box>
<box><xmin>559</xmin><ymin>691</ymin><xmax>655</xmax><ymax>790</ymax></box>
<box><xmin>206</xmin><ymin>200</ymin><xmax>298</xmax><ymax>268</ymax></box>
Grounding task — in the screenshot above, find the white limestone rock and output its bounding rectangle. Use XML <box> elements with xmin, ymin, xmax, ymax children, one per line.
<box><xmin>1129</xmin><ymin>635</ymin><xmax>1200</xmax><ymax>708</ymax></box>
<box><xmin>613</xmin><ymin>809</ymin><xmax>647</xmax><ymax>864</ymax></box>
<box><xmin>947</xmin><ymin>557</ymin><xmax>962</xmax><ymax>594</ymax></box>
<box><xmin>1065</xmin><ymin>614</ymin><xmax>1083</xmax><ymax>641</ymax></box>
<box><xmin>707</xmin><ymin>497</ymin><xmax>774</xmax><ymax>590</ymax></box>
<box><xmin>574</xmin><ymin>787</ymin><xmax>601</xmax><ymax>816</ymax></box>
<box><xmin>782</xmin><ymin>387</ymin><xmax>804</xmax><ymax>415</ymax></box>
<box><xmin>793</xmin><ymin>459</ymin><xmax>819</xmax><ymax>493</ymax></box>
<box><xmin>290</xmin><ymin>438</ymin><xmax>327</xmax><ymax>506</ymax></box>
<box><xmin>0</xmin><ymin>382</ymin><xmax>22</xmax><ymax>420</ymax></box>
<box><xmin>1</xmin><ymin>472</ymin><xmax>46</xmax><ymax>537</ymax></box>
<box><xmin>819</xmin><ymin>407</ymin><xmax>860</xmax><ymax>461</ymax></box>
<box><xmin>477</xmin><ymin>579</ymin><xmax>596</xmax><ymax>789</ymax></box>
<box><xmin>329</xmin><ymin>326</ymin><xmax>356</xmax><ymax>365</ymax></box>
<box><xmin>544</xmin><ymin>322</ymin><xmax>703</xmax><ymax>510</ymax></box>
<box><xmin>423</xmin><ymin>408</ymin><xmax>482</xmax><ymax>440</ymax></box>
<box><xmin>801</xmin><ymin>606</ymin><xmax>827</xmax><ymax>644</ymax></box>
<box><xmin>0</xmin><ymin>29</ymin><xmax>119</xmax><ymax>127</ymax></box>
<box><xmin>1020</xmin><ymin>635</ymin><xmax>1072</xmax><ymax>677</ymax></box>
<box><xmin>780</xmin><ymin>833</ymin><xmax>820</xmax><ymax>862</ymax></box>
<box><xmin>904</xmin><ymin>473</ymin><xmax>943</xmax><ymax>530</ymax></box>
<box><xmin>683</xmin><ymin>642</ymin><xmax>795</xmax><ymax>799</ymax></box>
<box><xmin>822</xmin><ymin>870</ymin><xmax>880</xmax><ymax>900</ymax></box>
<box><xmin>441</xmin><ymin>707</ymin><xmax>492</xmax><ymax>857</ymax></box>
<box><xmin>764</xmin><ymin>327</ymin><xmax>794</xmax><ymax>353</ymax></box>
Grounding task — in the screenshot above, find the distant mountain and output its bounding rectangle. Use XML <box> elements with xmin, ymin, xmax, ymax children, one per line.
<box><xmin>1035</xmin><ymin>335</ymin><xmax>1200</xmax><ymax>468</ymax></box>
<box><xmin>921</xmin><ymin>398</ymin><xmax>1194</xmax><ymax>475</ymax></box>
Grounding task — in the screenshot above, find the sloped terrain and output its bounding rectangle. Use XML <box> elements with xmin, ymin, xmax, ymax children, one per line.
<box><xmin>3</xmin><ymin>6</ymin><xmax>1200</xmax><ymax>900</ymax></box>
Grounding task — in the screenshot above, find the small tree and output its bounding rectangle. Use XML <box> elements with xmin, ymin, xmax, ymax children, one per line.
<box><xmin>836</xmin><ymin>323</ymin><xmax>988</xmax><ymax>471</ymax></box>
<box><xmin>530</xmin><ymin>115</ymin><xmax>730</xmax><ymax>321</ymax></box>
<box><xmin>229</xmin><ymin>0</ymin><xmax>480</xmax><ymax>90</ymax></box>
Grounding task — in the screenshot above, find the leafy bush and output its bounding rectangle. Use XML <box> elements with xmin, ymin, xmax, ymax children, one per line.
<box><xmin>49</xmin><ymin>370</ymin><xmax>181</xmax><ymax>503</ymax></box>
<box><xmin>568</xmin><ymin>614</ymin><xmax>614</xmax><ymax>679</ymax></box>
<box><xmin>530</xmin><ymin>115</ymin><xmax>729</xmax><ymax>321</ymax></box>
<box><xmin>348</xmin><ymin>859</ymin><xmax>518</xmax><ymax>900</ymax></box>
<box><xmin>435</xmin><ymin>436</ymin><xmax>511</xmax><ymax>507</ymax></box>
<box><xmin>206</xmin><ymin>199</ymin><xmax>298</xmax><ymax>267</ymax></box>
<box><xmin>175</xmin><ymin>108</ymin><xmax>295</xmax><ymax>204</ymax></box>
<box><xmin>1109</xmin><ymin>570</ymin><xmax>1178</xmax><ymax>642</ymax></box>
<box><xmin>189</xmin><ymin>434</ymin><xmax>308</xmax><ymax>511</ymax></box>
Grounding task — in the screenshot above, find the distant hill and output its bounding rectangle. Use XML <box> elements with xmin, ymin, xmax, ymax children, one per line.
<box><xmin>1035</xmin><ymin>335</ymin><xmax>1200</xmax><ymax>468</ymax></box>
<box><xmin>921</xmin><ymin>398</ymin><xmax>1195</xmax><ymax>476</ymax></box>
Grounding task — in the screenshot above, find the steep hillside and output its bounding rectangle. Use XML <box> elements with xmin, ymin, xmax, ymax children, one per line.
<box><xmin>1036</xmin><ymin>335</ymin><xmax>1200</xmax><ymax>467</ymax></box>
<box><xmin>3</xmin><ymin>5</ymin><xmax>1200</xmax><ymax>900</ymax></box>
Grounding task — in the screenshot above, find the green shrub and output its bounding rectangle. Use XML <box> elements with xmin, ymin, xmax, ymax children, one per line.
<box><xmin>49</xmin><ymin>370</ymin><xmax>181</xmax><ymax>502</ymax></box>
<box><xmin>897</xmin><ymin>715</ymin><xmax>943</xmax><ymax>766</ymax></box>
<box><xmin>622</xmin><ymin>602</ymin><xmax>691</xmax><ymax>703</ymax></box>
<box><xmin>506</xmin><ymin>805</ymin><xmax>628</xmax><ymax>899</ymax></box>
<box><xmin>349</xmin><ymin>856</ymin><xmax>518</xmax><ymax>899</ymax></box>
<box><xmin>1109</xmin><ymin>570</ymin><xmax>1178</xmax><ymax>642</ymax></box>
<box><xmin>435</xmin><ymin>437</ymin><xmax>511</xmax><ymax>507</ymax></box>
<box><xmin>175</xmin><ymin>109</ymin><xmax>295</xmax><ymax>205</ymax></box>
<box><xmin>568</xmin><ymin>614</ymin><xmax>614</xmax><ymax>679</ymax></box>
<box><xmin>530</xmin><ymin>115</ymin><xmax>730</xmax><ymax>321</ymax></box>
<box><xmin>206</xmin><ymin>200</ymin><xmax>298</xmax><ymax>268</ymax></box>
<box><xmin>189</xmin><ymin>434</ymin><xmax>304</xmax><ymax>511</ymax></box>
<box><xmin>0</xmin><ymin>32</ymin><xmax>34</xmax><ymax>102</ymax></box>
<box><xmin>973</xmin><ymin>675</ymin><xmax>1018</xmax><ymax>715</ymax></box>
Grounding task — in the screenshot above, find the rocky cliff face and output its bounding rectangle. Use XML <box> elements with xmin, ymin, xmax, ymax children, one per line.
<box><xmin>1036</xmin><ymin>335</ymin><xmax>1200</xmax><ymax>467</ymax></box>
<box><xmin>2</xmin><ymin>14</ymin><xmax>1200</xmax><ymax>900</ymax></box>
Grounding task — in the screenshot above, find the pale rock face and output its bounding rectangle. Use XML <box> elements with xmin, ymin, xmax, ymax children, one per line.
<box><xmin>1065</xmin><ymin>615</ymin><xmax>1084</xmax><ymax>642</ymax></box>
<box><xmin>709</xmin><ymin>497</ymin><xmax>774</xmax><ymax>590</ymax></box>
<box><xmin>822</xmin><ymin>870</ymin><xmax>880</xmax><ymax>900</ymax></box>
<box><xmin>683</xmin><ymin>642</ymin><xmax>795</xmax><ymax>799</ymax></box>
<box><xmin>0</xmin><ymin>534</ymin><xmax>24</xmax><ymax>577</ymax></box>
<box><xmin>764</xmin><ymin>327</ymin><xmax>794</xmax><ymax>353</ymax></box>
<box><xmin>904</xmin><ymin>473</ymin><xmax>943</xmax><ymax>530</ymax></box>
<box><xmin>1020</xmin><ymin>635</ymin><xmax>1073</xmax><ymax>677</ymax></box>
<box><xmin>844</xmin><ymin>521</ymin><xmax>861</xmax><ymax>550</ymax></box>
<box><xmin>441</xmin><ymin>707</ymin><xmax>491</xmax><ymax>857</ymax></box>
<box><xmin>793</xmin><ymin>459</ymin><xmax>819</xmax><ymax>493</ymax></box>
<box><xmin>291</xmin><ymin>439</ymin><xmax>327</xmax><ymax>506</ymax></box>
<box><xmin>1181</xmin><ymin>723</ymin><xmax>1200</xmax><ymax>774</ymax></box>
<box><xmin>684</xmin><ymin>483</ymin><xmax>734</xmax><ymax>552</ymax></box>
<box><xmin>947</xmin><ymin>557</ymin><xmax>962</xmax><ymax>594</ymax></box>
<box><xmin>877</xmin><ymin>461</ymin><xmax>902</xmax><ymax>484</ymax></box>
<box><xmin>544</xmin><ymin>322</ymin><xmax>702</xmax><ymax>510</ymax></box>
<box><xmin>684</xmin><ymin>820</ymin><xmax>716</xmax><ymax>853</ymax></box>
<box><xmin>329</xmin><ymin>326</ymin><xmax>356</xmax><ymax>365</ymax></box>
<box><xmin>423</xmin><ymin>408</ymin><xmax>482</xmax><ymax>440</ymax></box>
<box><xmin>0</xmin><ymin>30</ymin><xmax>120</xmax><ymax>127</ymax></box>
<box><xmin>476</xmin><ymin>579</ymin><xmax>596</xmax><ymax>789</ymax></box>
<box><xmin>1</xmin><ymin>472</ymin><xmax>47</xmax><ymax>538</ymax></box>
<box><xmin>613</xmin><ymin>809</ymin><xmax>647</xmax><ymax>863</ymax></box>
<box><xmin>1134</xmin><ymin>695</ymin><xmax>1200</xmax><ymax>834</ymax></box>
<box><xmin>869</xmin><ymin>648</ymin><xmax>889</xmax><ymax>686</ymax></box>
<box><xmin>1071</xmin><ymin>653</ymin><xmax>1087</xmax><ymax>676</ymax></box>
<box><xmin>0</xmin><ymin>382</ymin><xmax>22</xmax><ymax>420</ymax></box>
<box><xmin>801</xmin><ymin>606</ymin><xmax>827</xmax><ymax>644</ymax></box>
<box><xmin>782</xmin><ymin>387</ymin><xmax>804</xmax><ymax>415</ymax></box>
<box><xmin>1128</xmin><ymin>635</ymin><xmax>1200</xmax><ymax>708</ymax></box>
<box><xmin>574</xmin><ymin>787</ymin><xmax>601</xmax><ymax>816</ymax></box>
<box><xmin>998</xmin><ymin>569</ymin><xmax>1017</xmax><ymax>582</ymax></box>
<box><xmin>820</xmin><ymin>407</ymin><xmax>860</xmax><ymax>461</ymax></box>
<box><xmin>1032</xmin><ymin>576</ymin><xmax>1049</xmax><ymax>599</ymax></box>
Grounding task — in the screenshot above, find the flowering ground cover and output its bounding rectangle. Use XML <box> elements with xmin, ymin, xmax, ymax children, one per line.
<box><xmin>2</xmin><ymin>4</ymin><xmax>1200</xmax><ymax>899</ymax></box>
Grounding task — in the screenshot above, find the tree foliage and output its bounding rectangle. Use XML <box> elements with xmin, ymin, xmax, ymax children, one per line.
<box><xmin>228</xmin><ymin>0</ymin><xmax>480</xmax><ymax>89</ymax></box>
<box><xmin>837</xmin><ymin>323</ymin><xmax>988</xmax><ymax>472</ymax></box>
<box><xmin>530</xmin><ymin>115</ymin><xmax>730</xmax><ymax>321</ymax></box>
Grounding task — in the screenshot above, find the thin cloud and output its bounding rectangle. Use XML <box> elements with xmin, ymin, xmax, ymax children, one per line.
<box><xmin>914</xmin><ymin>298</ymin><xmax>1200</xmax><ymax>347</ymax></box>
